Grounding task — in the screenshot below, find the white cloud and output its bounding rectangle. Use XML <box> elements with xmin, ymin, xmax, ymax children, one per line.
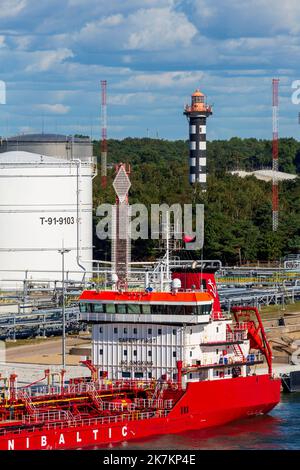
<box><xmin>36</xmin><ymin>103</ymin><xmax>70</xmax><ymax>114</ymax></box>
<box><xmin>193</xmin><ymin>0</ymin><xmax>300</xmax><ymax>37</ymax></box>
<box><xmin>76</xmin><ymin>5</ymin><xmax>197</xmax><ymax>51</ymax></box>
<box><xmin>98</xmin><ymin>14</ymin><xmax>124</xmax><ymax>27</ymax></box>
<box><xmin>25</xmin><ymin>48</ymin><xmax>74</xmax><ymax>72</ymax></box>
<box><xmin>126</xmin><ymin>8</ymin><xmax>197</xmax><ymax>50</ymax></box>
<box><xmin>13</xmin><ymin>35</ymin><xmax>32</xmax><ymax>50</ymax></box>
<box><xmin>108</xmin><ymin>92</ymin><xmax>156</xmax><ymax>105</ymax></box>
<box><xmin>118</xmin><ymin>71</ymin><xmax>206</xmax><ymax>90</ymax></box>
<box><xmin>0</xmin><ymin>0</ymin><xmax>26</xmax><ymax>18</ymax></box>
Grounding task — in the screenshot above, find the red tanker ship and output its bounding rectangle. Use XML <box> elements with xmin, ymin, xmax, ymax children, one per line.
<box><xmin>0</xmin><ymin>266</ymin><xmax>280</xmax><ymax>450</ymax></box>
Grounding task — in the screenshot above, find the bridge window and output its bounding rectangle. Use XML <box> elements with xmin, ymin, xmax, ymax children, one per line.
<box><xmin>79</xmin><ymin>303</ymin><xmax>92</xmax><ymax>313</ymax></box>
<box><xmin>143</xmin><ymin>305</ymin><xmax>151</xmax><ymax>314</ymax></box>
<box><xmin>127</xmin><ymin>304</ymin><xmax>141</xmax><ymax>314</ymax></box>
<box><xmin>84</xmin><ymin>302</ymin><xmax>212</xmax><ymax>316</ymax></box>
<box><xmin>92</xmin><ymin>303</ymin><xmax>105</xmax><ymax>313</ymax></box>
<box><xmin>116</xmin><ymin>304</ymin><xmax>127</xmax><ymax>314</ymax></box>
<box><xmin>198</xmin><ymin>304</ymin><xmax>212</xmax><ymax>315</ymax></box>
<box><xmin>106</xmin><ymin>304</ymin><xmax>115</xmax><ymax>313</ymax></box>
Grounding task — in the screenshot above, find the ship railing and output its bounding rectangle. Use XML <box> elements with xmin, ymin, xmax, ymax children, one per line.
<box><xmin>0</xmin><ymin>410</ymin><xmax>170</xmax><ymax>437</ymax></box>
<box><xmin>133</xmin><ymin>398</ymin><xmax>174</xmax><ymax>410</ymax></box>
<box><xmin>65</xmin><ymin>379</ymin><xmax>156</xmax><ymax>396</ymax></box>
<box><xmin>193</xmin><ymin>352</ymin><xmax>264</xmax><ymax>369</ymax></box>
<box><xmin>15</xmin><ymin>380</ymin><xmax>159</xmax><ymax>403</ymax></box>
<box><xmin>225</xmin><ymin>331</ymin><xmax>247</xmax><ymax>342</ymax></box>
<box><xmin>32</xmin><ymin>385</ymin><xmax>62</xmax><ymax>396</ymax></box>
<box><xmin>22</xmin><ymin>409</ymin><xmax>75</xmax><ymax>424</ymax></box>
<box><xmin>101</xmin><ymin>401</ymin><xmax>132</xmax><ymax>411</ymax></box>
<box><xmin>233</xmin><ymin>322</ymin><xmax>249</xmax><ymax>331</ymax></box>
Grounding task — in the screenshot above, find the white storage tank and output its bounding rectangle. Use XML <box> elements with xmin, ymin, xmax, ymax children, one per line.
<box><xmin>0</xmin><ymin>133</ymin><xmax>93</xmax><ymax>161</ymax></box>
<box><xmin>0</xmin><ymin>150</ymin><xmax>96</xmax><ymax>288</ymax></box>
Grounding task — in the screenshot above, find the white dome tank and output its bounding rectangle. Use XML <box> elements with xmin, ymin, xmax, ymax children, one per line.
<box><xmin>0</xmin><ymin>151</ymin><xmax>96</xmax><ymax>288</ymax></box>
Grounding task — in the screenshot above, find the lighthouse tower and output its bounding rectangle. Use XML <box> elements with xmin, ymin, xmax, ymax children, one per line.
<box><xmin>184</xmin><ymin>89</ymin><xmax>212</xmax><ymax>189</ymax></box>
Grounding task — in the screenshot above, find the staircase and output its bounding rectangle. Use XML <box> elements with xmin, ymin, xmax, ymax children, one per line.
<box><xmin>88</xmin><ymin>386</ymin><xmax>103</xmax><ymax>411</ymax></box>
<box><xmin>226</xmin><ymin>324</ymin><xmax>245</xmax><ymax>362</ymax></box>
<box><xmin>232</xmin><ymin>343</ymin><xmax>245</xmax><ymax>361</ymax></box>
<box><xmin>19</xmin><ymin>390</ymin><xmax>35</xmax><ymax>416</ymax></box>
<box><xmin>150</xmin><ymin>382</ymin><xmax>168</xmax><ymax>404</ymax></box>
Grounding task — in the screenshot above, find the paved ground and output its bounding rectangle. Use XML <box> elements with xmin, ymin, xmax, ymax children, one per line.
<box><xmin>5</xmin><ymin>336</ymin><xmax>90</xmax><ymax>366</ymax></box>
<box><xmin>0</xmin><ymin>362</ymin><xmax>89</xmax><ymax>386</ymax></box>
<box><xmin>0</xmin><ymin>336</ymin><xmax>92</xmax><ymax>385</ymax></box>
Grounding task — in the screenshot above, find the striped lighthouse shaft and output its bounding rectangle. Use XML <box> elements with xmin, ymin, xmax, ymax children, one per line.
<box><xmin>189</xmin><ymin>114</ymin><xmax>207</xmax><ymax>188</ymax></box>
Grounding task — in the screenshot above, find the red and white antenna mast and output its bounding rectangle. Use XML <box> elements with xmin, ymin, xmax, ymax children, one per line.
<box><xmin>112</xmin><ymin>163</ymin><xmax>131</xmax><ymax>290</ymax></box>
<box><xmin>101</xmin><ymin>80</ymin><xmax>107</xmax><ymax>188</ymax></box>
<box><xmin>272</xmin><ymin>78</ymin><xmax>279</xmax><ymax>232</ymax></box>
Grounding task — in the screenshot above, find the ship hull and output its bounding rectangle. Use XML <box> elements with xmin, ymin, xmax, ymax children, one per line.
<box><xmin>0</xmin><ymin>374</ymin><xmax>280</xmax><ymax>450</ymax></box>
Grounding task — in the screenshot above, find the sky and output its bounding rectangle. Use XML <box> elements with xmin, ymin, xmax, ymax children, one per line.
<box><xmin>0</xmin><ymin>0</ymin><xmax>300</xmax><ymax>141</ymax></box>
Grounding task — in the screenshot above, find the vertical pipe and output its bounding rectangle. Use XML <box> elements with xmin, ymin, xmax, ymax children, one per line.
<box><xmin>177</xmin><ymin>360</ymin><xmax>183</xmax><ymax>390</ymax></box>
<box><xmin>62</xmin><ymin>249</ymin><xmax>66</xmax><ymax>370</ymax></box>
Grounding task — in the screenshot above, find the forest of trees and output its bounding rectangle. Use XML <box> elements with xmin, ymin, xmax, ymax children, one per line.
<box><xmin>92</xmin><ymin>137</ymin><xmax>300</xmax><ymax>265</ymax></box>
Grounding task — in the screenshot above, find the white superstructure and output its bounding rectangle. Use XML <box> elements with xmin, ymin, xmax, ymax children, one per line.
<box><xmin>0</xmin><ymin>151</ymin><xmax>96</xmax><ymax>288</ymax></box>
<box><xmin>80</xmin><ymin>292</ymin><xmax>253</xmax><ymax>384</ymax></box>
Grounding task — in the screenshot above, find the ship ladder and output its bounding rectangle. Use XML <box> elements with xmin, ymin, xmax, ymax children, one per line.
<box><xmin>88</xmin><ymin>386</ymin><xmax>103</xmax><ymax>411</ymax></box>
<box><xmin>150</xmin><ymin>382</ymin><xmax>167</xmax><ymax>405</ymax></box>
<box><xmin>226</xmin><ymin>324</ymin><xmax>245</xmax><ymax>362</ymax></box>
<box><xmin>232</xmin><ymin>343</ymin><xmax>245</xmax><ymax>362</ymax></box>
<box><xmin>19</xmin><ymin>390</ymin><xmax>35</xmax><ymax>416</ymax></box>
